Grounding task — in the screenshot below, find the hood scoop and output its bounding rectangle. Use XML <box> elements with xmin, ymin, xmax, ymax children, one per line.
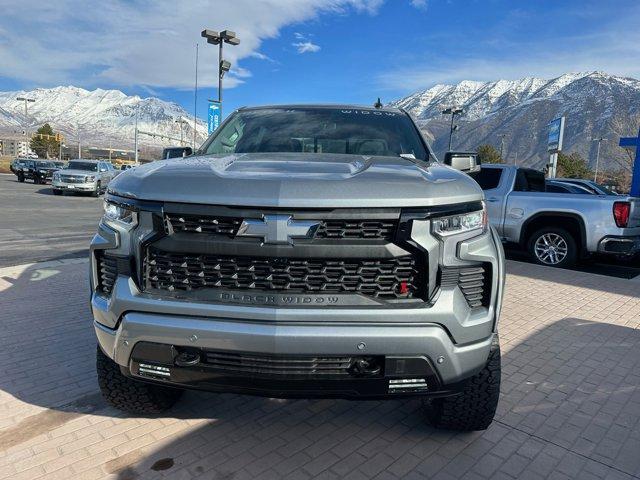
<box><xmin>208</xmin><ymin>154</ymin><xmax>372</xmax><ymax>180</ymax></box>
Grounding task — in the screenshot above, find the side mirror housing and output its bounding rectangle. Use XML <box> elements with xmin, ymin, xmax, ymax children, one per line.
<box><xmin>443</xmin><ymin>151</ymin><xmax>481</xmax><ymax>173</ymax></box>
<box><xmin>183</xmin><ymin>147</ymin><xmax>193</xmax><ymax>157</ymax></box>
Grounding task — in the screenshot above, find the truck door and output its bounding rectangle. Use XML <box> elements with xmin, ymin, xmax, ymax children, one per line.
<box><xmin>471</xmin><ymin>166</ymin><xmax>507</xmax><ymax>236</ymax></box>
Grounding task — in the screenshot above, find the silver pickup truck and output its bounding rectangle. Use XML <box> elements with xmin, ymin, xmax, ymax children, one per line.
<box><xmin>474</xmin><ymin>164</ymin><xmax>640</xmax><ymax>266</ymax></box>
<box><xmin>91</xmin><ymin>105</ymin><xmax>504</xmax><ymax>431</ymax></box>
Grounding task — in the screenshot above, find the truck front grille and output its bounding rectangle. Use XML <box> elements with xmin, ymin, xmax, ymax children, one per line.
<box><xmin>440</xmin><ymin>265</ymin><xmax>491</xmax><ymax>308</ymax></box>
<box><xmin>164</xmin><ymin>214</ymin><xmax>398</xmax><ymax>240</ymax></box>
<box><xmin>165</xmin><ymin>213</ymin><xmax>242</xmax><ymax>236</ymax></box>
<box><xmin>202</xmin><ymin>351</ymin><xmax>359</xmax><ymax>378</ymax></box>
<box><xmin>60</xmin><ymin>174</ymin><xmax>87</xmax><ymax>183</ymax></box>
<box><xmin>144</xmin><ymin>248</ymin><xmax>424</xmax><ymax>300</ymax></box>
<box><xmin>315</xmin><ymin>220</ymin><xmax>396</xmax><ymax>240</ymax></box>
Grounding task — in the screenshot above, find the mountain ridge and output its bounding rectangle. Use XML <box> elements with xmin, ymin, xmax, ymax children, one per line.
<box><xmin>0</xmin><ymin>85</ymin><xmax>208</xmax><ymax>149</ymax></box>
<box><xmin>389</xmin><ymin>71</ymin><xmax>640</xmax><ymax>170</ymax></box>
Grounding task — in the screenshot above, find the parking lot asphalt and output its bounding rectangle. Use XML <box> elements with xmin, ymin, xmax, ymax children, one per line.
<box><xmin>0</xmin><ymin>258</ymin><xmax>639</xmax><ymax>479</ymax></box>
<box><xmin>0</xmin><ymin>174</ymin><xmax>102</xmax><ymax>267</ymax></box>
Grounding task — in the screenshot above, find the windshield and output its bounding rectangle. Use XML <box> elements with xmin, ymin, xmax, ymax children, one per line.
<box><xmin>200</xmin><ymin>107</ymin><xmax>428</xmax><ymax>160</ymax></box>
<box><xmin>38</xmin><ymin>162</ymin><xmax>56</xmax><ymax>168</ymax></box>
<box><xmin>67</xmin><ymin>162</ymin><xmax>98</xmax><ymax>172</ymax></box>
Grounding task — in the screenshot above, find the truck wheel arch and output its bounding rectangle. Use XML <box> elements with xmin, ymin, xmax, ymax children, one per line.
<box><xmin>519</xmin><ymin>212</ymin><xmax>587</xmax><ymax>253</ymax></box>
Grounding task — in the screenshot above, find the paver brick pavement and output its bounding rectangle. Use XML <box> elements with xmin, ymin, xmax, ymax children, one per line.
<box><xmin>0</xmin><ymin>258</ymin><xmax>639</xmax><ymax>479</ymax></box>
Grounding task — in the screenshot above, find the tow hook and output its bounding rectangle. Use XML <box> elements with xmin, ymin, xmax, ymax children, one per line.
<box><xmin>174</xmin><ymin>350</ymin><xmax>201</xmax><ymax>367</ymax></box>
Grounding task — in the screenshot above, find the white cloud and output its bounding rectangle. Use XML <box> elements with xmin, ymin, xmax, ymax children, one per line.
<box><xmin>293</xmin><ymin>41</ymin><xmax>321</xmax><ymax>53</ymax></box>
<box><xmin>410</xmin><ymin>0</ymin><xmax>428</xmax><ymax>10</ymax></box>
<box><xmin>0</xmin><ymin>0</ymin><xmax>383</xmax><ymax>90</ymax></box>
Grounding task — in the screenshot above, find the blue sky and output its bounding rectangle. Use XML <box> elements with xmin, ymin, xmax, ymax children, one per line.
<box><xmin>1</xmin><ymin>0</ymin><xmax>640</xmax><ymax>119</ymax></box>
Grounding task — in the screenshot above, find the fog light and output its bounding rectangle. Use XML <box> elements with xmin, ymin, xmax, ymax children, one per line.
<box><xmin>138</xmin><ymin>363</ymin><xmax>171</xmax><ymax>379</ymax></box>
<box><xmin>388</xmin><ymin>378</ymin><xmax>429</xmax><ymax>393</ymax></box>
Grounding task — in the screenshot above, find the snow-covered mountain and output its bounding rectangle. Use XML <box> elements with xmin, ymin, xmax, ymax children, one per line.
<box><xmin>390</xmin><ymin>72</ymin><xmax>640</xmax><ymax>170</ymax></box>
<box><xmin>0</xmin><ymin>86</ymin><xmax>208</xmax><ymax>149</ymax></box>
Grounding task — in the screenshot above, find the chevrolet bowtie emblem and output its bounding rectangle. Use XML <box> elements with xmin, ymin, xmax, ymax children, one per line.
<box><xmin>236</xmin><ymin>215</ymin><xmax>320</xmax><ymax>245</ymax></box>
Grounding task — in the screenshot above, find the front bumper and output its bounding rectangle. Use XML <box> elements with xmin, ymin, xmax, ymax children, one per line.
<box><xmin>598</xmin><ymin>235</ymin><xmax>640</xmax><ymax>255</ymax></box>
<box><xmin>96</xmin><ymin>313</ymin><xmax>496</xmax><ymax>398</ymax></box>
<box><xmin>53</xmin><ymin>179</ymin><xmax>98</xmax><ymax>191</ymax></box>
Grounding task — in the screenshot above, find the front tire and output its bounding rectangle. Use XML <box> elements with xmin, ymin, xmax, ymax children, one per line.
<box><xmin>52</xmin><ymin>189</ymin><xmax>62</xmax><ymax>196</ymax></box>
<box><xmin>527</xmin><ymin>227</ymin><xmax>577</xmax><ymax>267</ymax></box>
<box><xmin>96</xmin><ymin>346</ymin><xmax>182</xmax><ymax>414</ymax></box>
<box><xmin>424</xmin><ymin>343</ymin><xmax>501</xmax><ymax>431</ymax></box>
<box><xmin>17</xmin><ymin>173</ymin><xmax>25</xmax><ymax>182</ymax></box>
<box><xmin>92</xmin><ymin>181</ymin><xmax>101</xmax><ymax>197</ymax></box>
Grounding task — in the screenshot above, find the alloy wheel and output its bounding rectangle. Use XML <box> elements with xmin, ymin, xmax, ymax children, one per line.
<box><xmin>534</xmin><ymin>233</ymin><xmax>568</xmax><ymax>265</ymax></box>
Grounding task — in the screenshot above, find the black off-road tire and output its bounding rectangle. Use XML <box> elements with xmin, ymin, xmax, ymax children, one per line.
<box><xmin>17</xmin><ymin>173</ymin><xmax>25</xmax><ymax>182</ymax></box>
<box><xmin>424</xmin><ymin>344</ymin><xmax>501</xmax><ymax>431</ymax></box>
<box><xmin>96</xmin><ymin>346</ymin><xmax>182</xmax><ymax>414</ymax></box>
<box><xmin>92</xmin><ymin>182</ymin><xmax>101</xmax><ymax>197</ymax></box>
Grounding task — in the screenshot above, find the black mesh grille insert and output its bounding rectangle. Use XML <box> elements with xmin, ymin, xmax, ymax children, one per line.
<box><xmin>440</xmin><ymin>265</ymin><xmax>491</xmax><ymax>308</ymax></box>
<box><xmin>164</xmin><ymin>214</ymin><xmax>397</xmax><ymax>240</ymax></box>
<box><xmin>203</xmin><ymin>351</ymin><xmax>360</xmax><ymax>378</ymax></box>
<box><xmin>144</xmin><ymin>248</ymin><xmax>424</xmax><ymax>300</ymax></box>
<box><xmin>97</xmin><ymin>254</ymin><xmax>117</xmax><ymax>295</ymax></box>
<box><xmin>165</xmin><ymin>213</ymin><xmax>242</xmax><ymax>236</ymax></box>
<box><xmin>315</xmin><ymin>220</ymin><xmax>397</xmax><ymax>240</ymax></box>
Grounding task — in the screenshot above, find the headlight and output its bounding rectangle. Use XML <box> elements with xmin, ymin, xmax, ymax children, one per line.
<box><xmin>86</xmin><ymin>175</ymin><xmax>96</xmax><ymax>182</ymax></box>
<box><xmin>431</xmin><ymin>204</ymin><xmax>487</xmax><ymax>238</ymax></box>
<box><xmin>103</xmin><ymin>200</ymin><xmax>137</xmax><ymax>229</ymax></box>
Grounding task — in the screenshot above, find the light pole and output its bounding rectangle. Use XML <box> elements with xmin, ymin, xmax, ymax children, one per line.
<box><xmin>16</xmin><ymin>96</ymin><xmax>35</xmax><ymax>142</ymax></box>
<box><xmin>134</xmin><ymin>104</ymin><xmax>139</xmax><ymax>164</ymax></box>
<box><xmin>499</xmin><ymin>134</ymin><xmax>506</xmax><ymax>159</ymax></box>
<box><xmin>592</xmin><ymin>137</ymin><xmax>606</xmax><ymax>182</ymax></box>
<box><xmin>442</xmin><ymin>107</ymin><xmax>464</xmax><ymax>151</ymax></box>
<box><xmin>59</xmin><ymin>142</ymin><xmax>66</xmax><ymax>160</ymax></box>
<box><xmin>200</xmin><ymin>29</ymin><xmax>240</xmax><ymax>122</ymax></box>
<box><xmin>175</xmin><ymin>119</ymin><xmax>187</xmax><ymax>146</ymax></box>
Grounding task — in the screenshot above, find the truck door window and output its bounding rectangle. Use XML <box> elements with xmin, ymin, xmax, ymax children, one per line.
<box><xmin>514</xmin><ymin>169</ymin><xmax>545</xmax><ymax>192</ymax></box>
<box><xmin>472</xmin><ymin>168</ymin><xmax>503</xmax><ymax>190</ymax></box>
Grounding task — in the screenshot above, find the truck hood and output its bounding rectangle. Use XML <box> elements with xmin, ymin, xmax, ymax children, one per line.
<box><xmin>108</xmin><ymin>153</ymin><xmax>483</xmax><ymax>208</ymax></box>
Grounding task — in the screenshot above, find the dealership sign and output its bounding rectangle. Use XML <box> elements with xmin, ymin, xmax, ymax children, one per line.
<box><xmin>547</xmin><ymin>117</ymin><xmax>565</xmax><ymax>152</ymax></box>
<box><xmin>208</xmin><ymin>102</ymin><xmax>221</xmax><ymax>134</ymax></box>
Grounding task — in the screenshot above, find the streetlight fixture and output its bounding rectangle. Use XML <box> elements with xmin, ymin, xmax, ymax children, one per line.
<box><xmin>592</xmin><ymin>137</ymin><xmax>606</xmax><ymax>183</ymax></box>
<box><xmin>16</xmin><ymin>96</ymin><xmax>35</xmax><ymax>140</ymax></box>
<box><xmin>175</xmin><ymin>118</ymin><xmax>188</xmax><ymax>146</ymax></box>
<box><xmin>442</xmin><ymin>107</ymin><xmax>464</xmax><ymax>151</ymax></box>
<box><xmin>200</xmin><ymin>29</ymin><xmax>241</xmax><ymax>121</ymax></box>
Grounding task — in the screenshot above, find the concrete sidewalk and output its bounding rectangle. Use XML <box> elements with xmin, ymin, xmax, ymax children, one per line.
<box><xmin>0</xmin><ymin>259</ymin><xmax>639</xmax><ymax>479</ymax></box>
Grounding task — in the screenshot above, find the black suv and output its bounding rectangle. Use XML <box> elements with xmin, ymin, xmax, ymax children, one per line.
<box><xmin>14</xmin><ymin>160</ymin><xmax>59</xmax><ymax>184</ymax></box>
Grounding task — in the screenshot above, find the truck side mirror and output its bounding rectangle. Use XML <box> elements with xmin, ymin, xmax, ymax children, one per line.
<box><xmin>443</xmin><ymin>152</ymin><xmax>481</xmax><ymax>173</ymax></box>
<box><xmin>183</xmin><ymin>147</ymin><xmax>193</xmax><ymax>157</ymax></box>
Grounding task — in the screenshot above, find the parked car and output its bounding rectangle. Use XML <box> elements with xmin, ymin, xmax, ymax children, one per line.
<box><xmin>546</xmin><ymin>180</ymin><xmax>593</xmax><ymax>194</ymax></box>
<box><xmin>52</xmin><ymin>159</ymin><xmax>117</xmax><ymax>196</ymax></box>
<box><xmin>473</xmin><ymin>164</ymin><xmax>640</xmax><ymax>267</ymax></box>
<box><xmin>14</xmin><ymin>159</ymin><xmax>58</xmax><ymax>184</ymax></box>
<box><xmin>91</xmin><ymin>104</ymin><xmax>505</xmax><ymax>431</ymax></box>
<box><xmin>10</xmin><ymin>158</ymin><xmax>29</xmax><ymax>174</ymax></box>
<box><xmin>554</xmin><ymin>178</ymin><xmax>620</xmax><ymax>195</ymax></box>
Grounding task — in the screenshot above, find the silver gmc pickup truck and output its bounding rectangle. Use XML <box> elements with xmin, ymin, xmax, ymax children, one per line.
<box><xmin>91</xmin><ymin>105</ymin><xmax>505</xmax><ymax>431</ymax></box>
<box><xmin>474</xmin><ymin>165</ymin><xmax>640</xmax><ymax>267</ymax></box>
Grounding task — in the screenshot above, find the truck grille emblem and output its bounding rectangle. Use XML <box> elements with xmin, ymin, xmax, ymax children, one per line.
<box><xmin>236</xmin><ymin>215</ymin><xmax>320</xmax><ymax>245</ymax></box>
